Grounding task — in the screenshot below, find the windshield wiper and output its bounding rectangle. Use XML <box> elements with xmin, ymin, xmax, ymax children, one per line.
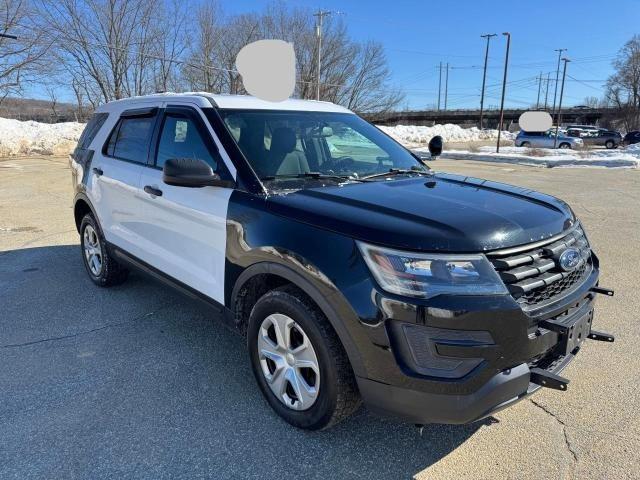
<box><xmin>261</xmin><ymin>172</ymin><xmax>370</xmax><ymax>182</ymax></box>
<box><xmin>361</xmin><ymin>167</ymin><xmax>432</xmax><ymax>180</ymax></box>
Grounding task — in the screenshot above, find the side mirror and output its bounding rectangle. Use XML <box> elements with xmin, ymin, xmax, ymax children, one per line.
<box><xmin>428</xmin><ymin>135</ymin><xmax>443</xmax><ymax>159</ymax></box>
<box><xmin>163</xmin><ymin>158</ymin><xmax>234</xmax><ymax>188</ymax></box>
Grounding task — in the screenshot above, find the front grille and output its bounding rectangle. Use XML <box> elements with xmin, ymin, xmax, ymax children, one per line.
<box><xmin>487</xmin><ymin>225</ymin><xmax>592</xmax><ymax>310</ymax></box>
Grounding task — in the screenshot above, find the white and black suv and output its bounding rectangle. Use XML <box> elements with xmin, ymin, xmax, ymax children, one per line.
<box><xmin>71</xmin><ymin>93</ymin><xmax>614</xmax><ymax>430</ymax></box>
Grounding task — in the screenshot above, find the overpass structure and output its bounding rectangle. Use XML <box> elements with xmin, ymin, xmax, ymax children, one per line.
<box><xmin>366</xmin><ymin>107</ymin><xmax>615</xmax><ymax>129</ymax></box>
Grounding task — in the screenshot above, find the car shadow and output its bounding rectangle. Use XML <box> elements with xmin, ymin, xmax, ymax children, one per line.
<box><xmin>0</xmin><ymin>245</ymin><xmax>493</xmax><ymax>479</ymax></box>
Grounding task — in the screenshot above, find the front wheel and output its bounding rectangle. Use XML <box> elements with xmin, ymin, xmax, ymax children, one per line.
<box><xmin>605</xmin><ymin>140</ymin><xmax>615</xmax><ymax>149</ymax></box>
<box><xmin>247</xmin><ymin>286</ymin><xmax>361</xmax><ymax>430</ymax></box>
<box><xmin>559</xmin><ymin>142</ymin><xmax>571</xmax><ymax>149</ymax></box>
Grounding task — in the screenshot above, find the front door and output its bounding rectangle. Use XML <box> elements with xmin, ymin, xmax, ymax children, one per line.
<box><xmin>137</xmin><ymin>105</ymin><xmax>234</xmax><ymax>304</ymax></box>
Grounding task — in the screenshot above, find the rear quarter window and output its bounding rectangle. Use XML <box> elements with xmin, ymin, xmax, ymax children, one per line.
<box><xmin>76</xmin><ymin>113</ymin><xmax>109</xmax><ymax>151</ymax></box>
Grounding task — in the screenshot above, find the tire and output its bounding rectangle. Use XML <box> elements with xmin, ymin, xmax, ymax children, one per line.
<box><xmin>559</xmin><ymin>142</ymin><xmax>571</xmax><ymax>149</ymax></box>
<box><xmin>247</xmin><ymin>285</ymin><xmax>361</xmax><ymax>430</ymax></box>
<box><xmin>605</xmin><ymin>140</ymin><xmax>614</xmax><ymax>149</ymax></box>
<box><xmin>80</xmin><ymin>213</ymin><xmax>129</xmax><ymax>287</ymax></box>
<box><xmin>520</xmin><ymin>141</ymin><xmax>531</xmax><ymax>148</ymax></box>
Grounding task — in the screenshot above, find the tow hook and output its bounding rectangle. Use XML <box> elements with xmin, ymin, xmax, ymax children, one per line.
<box><xmin>530</xmin><ymin>368</ymin><xmax>569</xmax><ymax>391</ymax></box>
<box><xmin>588</xmin><ymin>286</ymin><xmax>616</xmax><ymax>342</ymax></box>
<box><xmin>588</xmin><ymin>330</ymin><xmax>615</xmax><ymax>342</ymax></box>
<box><xmin>591</xmin><ymin>286</ymin><xmax>614</xmax><ymax>296</ymax></box>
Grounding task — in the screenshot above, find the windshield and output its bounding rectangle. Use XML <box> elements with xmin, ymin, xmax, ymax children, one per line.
<box><xmin>215</xmin><ymin>109</ymin><xmax>426</xmax><ymax>186</ymax></box>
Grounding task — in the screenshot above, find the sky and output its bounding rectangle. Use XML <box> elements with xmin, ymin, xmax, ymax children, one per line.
<box><xmin>21</xmin><ymin>0</ymin><xmax>639</xmax><ymax>110</ymax></box>
<box><xmin>227</xmin><ymin>0</ymin><xmax>640</xmax><ymax>110</ymax></box>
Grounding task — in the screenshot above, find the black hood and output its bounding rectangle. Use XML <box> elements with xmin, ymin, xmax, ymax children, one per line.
<box><xmin>266</xmin><ymin>173</ymin><xmax>576</xmax><ymax>252</ymax></box>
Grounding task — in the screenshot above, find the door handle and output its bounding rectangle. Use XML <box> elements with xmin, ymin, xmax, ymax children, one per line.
<box><xmin>144</xmin><ymin>185</ymin><xmax>163</xmax><ymax>197</ymax></box>
<box><xmin>92</xmin><ymin>167</ymin><xmax>103</xmax><ymax>176</ymax></box>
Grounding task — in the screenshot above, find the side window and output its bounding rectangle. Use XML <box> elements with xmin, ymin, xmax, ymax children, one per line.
<box><xmin>156</xmin><ymin>113</ymin><xmax>220</xmax><ymax>171</ymax></box>
<box><xmin>105</xmin><ymin>115</ymin><xmax>155</xmax><ymax>163</ymax></box>
<box><xmin>77</xmin><ymin>113</ymin><xmax>108</xmax><ymax>150</ymax></box>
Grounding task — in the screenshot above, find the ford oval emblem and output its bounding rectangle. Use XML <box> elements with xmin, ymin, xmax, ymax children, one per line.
<box><xmin>558</xmin><ymin>248</ymin><xmax>581</xmax><ymax>272</ymax></box>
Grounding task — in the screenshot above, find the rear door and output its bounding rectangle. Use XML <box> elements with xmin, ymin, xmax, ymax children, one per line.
<box><xmin>88</xmin><ymin>106</ymin><xmax>159</xmax><ymax>259</ymax></box>
<box><xmin>136</xmin><ymin>104</ymin><xmax>234</xmax><ymax>304</ymax></box>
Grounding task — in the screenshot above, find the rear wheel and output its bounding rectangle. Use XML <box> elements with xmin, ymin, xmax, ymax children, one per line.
<box><xmin>80</xmin><ymin>214</ymin><xmax>129</xmax><ymax>287</ymax></box>
<box><xmin>520</xmin><ymin>141</ymin><xmax>531</xmax><ymax>148</ymax></box>
<box><xmin>247</xmin><ymin>285</ymin><xmax>361</xmax><ymax>430</ymax></box>
<box><xmin>605</xmin><ymin>140</ymin><xmax>614</xmax><ymax>149</ymax></box>
<box><xmin>559</xmin><ymin>142</ymin><xmax>571</xmax><ymax>149</ymax></box>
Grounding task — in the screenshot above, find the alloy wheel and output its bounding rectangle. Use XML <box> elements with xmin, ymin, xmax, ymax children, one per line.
<box><xmin>257</xmin><ymin>313</ymin><xmax>320</xmax><ymax>411</ymax></box>
<box><xmin>83</xmin><ymin>224</ymin><xmax>103</xmax><ymax>276</ymax></box>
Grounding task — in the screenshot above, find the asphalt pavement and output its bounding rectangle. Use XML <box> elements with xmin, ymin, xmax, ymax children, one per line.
<box><xmin>1</xmin><ymin>156</ymin><xmax>638</xmax><ymax>479</ymax></box>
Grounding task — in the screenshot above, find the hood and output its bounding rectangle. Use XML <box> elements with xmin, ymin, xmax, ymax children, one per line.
<box><xmin>266</xmin><ymin>173</ymin><xmax>575</xmax><ymax>252</ymax></box>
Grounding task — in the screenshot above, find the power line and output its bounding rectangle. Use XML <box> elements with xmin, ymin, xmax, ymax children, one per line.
<box><xmin>567</xmin><ymin>74</ymin><xmax>604</xmax><ymax>92</ymax></box>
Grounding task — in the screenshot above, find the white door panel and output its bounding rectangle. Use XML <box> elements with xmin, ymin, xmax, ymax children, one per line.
<box><xmin>138</xmin><ymin>167</ymin><xmax>231</xmax><ymax>303</ymax></box>
<box><xmin>89</xmin><ymin>156</ymin><xmax>147</xmax><ymax>258</ymax></box>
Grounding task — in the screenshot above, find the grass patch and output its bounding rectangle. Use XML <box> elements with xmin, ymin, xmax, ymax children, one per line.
<box><xmin>575</xmin><ymin>143</ymin><xmax>593</xmax><ymax>158</ymax></box>
<box><xmin>524</xmin><ymin>148</ymin><xmax>549</xmax><ymax>157</ymax></box>
<box><xmin>467</xmin><ymin>142</ymin><xmax>481</xmax><ymax>153</ymax></box>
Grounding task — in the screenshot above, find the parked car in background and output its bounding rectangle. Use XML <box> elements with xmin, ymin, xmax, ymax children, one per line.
<box><xmin>566</xmin><ymin>124</ymin><xmax>599</xmax><ymax>134</ymax></box>
<box><xmin>567</xmin><ymin>129</ymin><xmax>621</xmax><ymax>149</ymax></box>
<box><xmin>623</xmin><ymin>131</ymin><xmax>640</xmax><ymax>146</ymax></box>
<box><xmin>515</xmin><ymin>130</ymin><xmax>583</xmax><ymax>149</ymax></box>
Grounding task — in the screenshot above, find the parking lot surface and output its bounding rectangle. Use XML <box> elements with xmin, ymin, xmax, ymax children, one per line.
<box><xmin>1</xmin><ymin>156</ymin><xmax>639</xmax><ymax>479</ymax></box>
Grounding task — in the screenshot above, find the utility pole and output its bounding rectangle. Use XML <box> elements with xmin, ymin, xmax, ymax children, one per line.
<box><xmin>437</xmin><ymin>61</ymin><xmax>442</xmax><ymax>111</ymax></box>
<box><xmin>313</xmin><ymin>10</ymin><xmax>332</xmax><ymax>101</ymax></box>
<box><xmin>496</xmin><ymin>32</ymin><xmax>511</xmax><ymax>153</ymax></box>
<box><xmin>536</xmin><ymin>72</ymin><xmax>542</xmax><ymax>109</ymax></box>
<box><xmin>551</xmin><ymin>48</ymin><xmax>567</xmax><ymax>121</ymax></box>
<box><xmin>0</xmin><ymin>33</ymin><xmax>18</xmax><ymax>39</ymax></box>
<box><xmin>553</xmin><ymin>58</ymin><xmax>570</xmax><ymax>149</ymax></box>
<box><xmin>544</xmin><ymin>72</ymin><xmax>550</xmax><ymax>109</ymax></box>
<box><xmin>479</xmin><ymin>33</ymin><xmax>497</xmax><ymax>129</ymax></box>
<box><xmin>444</xmin><ymin>62</ymin><xmax>449</xmax><ymax>110</ymax></box>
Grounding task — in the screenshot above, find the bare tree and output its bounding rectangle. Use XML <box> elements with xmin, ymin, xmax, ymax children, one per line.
<box><xmin>332</xmin><ymin>41</ymin><xmax>404</xmax><ymax>113</ymax></box>
<box><xmin>582</xmin><ymin>96</ymin><xmax>600</xmax><ymax>108</ymax></box>
<box><xmin>37</xmin><ymin>0</ymin><xmax>163</xmax><ymax>102</ymax></box>
<box><xmin>45</xmin><ymin>83</ymin><xmax>57</xmax><ymax>120</ymax></box>
<box><xmin>0</xmin><ymin>0</ymin><xmax>50</xmax><ymax>104</ymax></box>
<box><xmin>182</xmin><ymin>3</ymin><xmax>224</xmax><ymax>92</ymax></box>
<box><xmin>153</xmin><ymin>0</ymin><xmax>188</xmax><ymax>92</ymax></box>
<box><xmin>605</xmin><ymin>35</ymin><xmax>640</xmax><ymax>131</ymax></box>
<box><xmin>70</xmin><ymin>77</ymin><xmax>86</xmax><ymax>121</ymax></box>
<box><xmin>28</xmin><ymin>0</ymin><xmax>402</xmax><ymax>113</ymax></box>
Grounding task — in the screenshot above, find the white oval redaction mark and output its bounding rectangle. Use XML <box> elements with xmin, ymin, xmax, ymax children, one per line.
<box><xmin>519</xmin><ymin>111</ymin><xmax>552</xmax><ymax>132</ymax></box>
<box><xmin>236</xmin><ymin>40</ymin><xmax>296</xmax><ymax>103</ymax></box>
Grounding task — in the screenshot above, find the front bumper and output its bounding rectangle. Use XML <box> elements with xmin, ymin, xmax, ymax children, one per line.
<box><xmin>352</xmin><ymin>261</ymin><xmax>607</xmax><ymax>424</ymax></box>
<box><xmin>357</xmin><ymin>352</ymin><xmax>577</xmax><ymax>425</ymax></box>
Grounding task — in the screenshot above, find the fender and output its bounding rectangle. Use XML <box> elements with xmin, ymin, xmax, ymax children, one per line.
<box><xmin>230</xmin><ymin>259</ymin><xmax>366</xmax><ymax>377</ymax></box>
<box><xmin>73</xmin><ymin>192</ymin><xmax>100</xmax><ymax>233</ymax></box>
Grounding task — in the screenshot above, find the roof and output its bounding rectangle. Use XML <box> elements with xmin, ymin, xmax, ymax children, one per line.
<box><xmin>96</xmin><ymin>92</ymin><xmax>354</xmax><ymax>114</ymax></box>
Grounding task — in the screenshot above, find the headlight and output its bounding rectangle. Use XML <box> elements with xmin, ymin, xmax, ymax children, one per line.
<box><xmin>357</xmin><ymin>241</ymin><xmax>508</xmax><ymax>299</ymax></box>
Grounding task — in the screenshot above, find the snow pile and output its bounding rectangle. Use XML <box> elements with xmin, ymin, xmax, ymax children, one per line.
<box><xmin>377</xmin><ymin>123</ymin><xmax>515</xmax><ymax>144</ymax></box>
<box><xmin>0</xmin><ymin>117</ymin><xmax>85</xmax><ymax>156</ymax></box>
<box><xmin>414</xmin><ymin>145</ymin><xmax>640</xmax><ymax>169</ymax></box>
